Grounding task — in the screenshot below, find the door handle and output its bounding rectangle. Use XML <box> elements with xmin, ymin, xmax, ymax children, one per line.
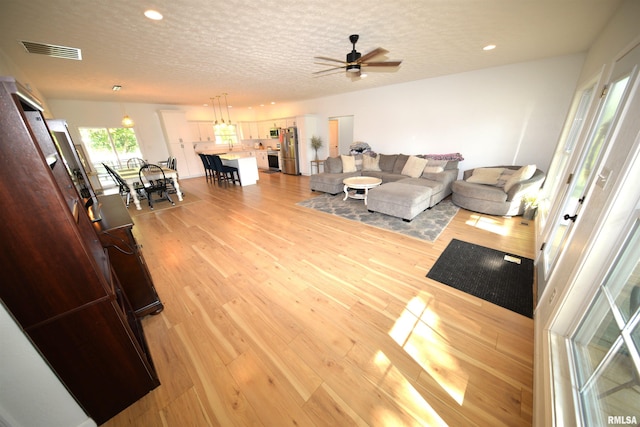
<box><xmin>564</xmin><ymin>214</ymin><xmax>578</xmax><ymax>222</ymax></box>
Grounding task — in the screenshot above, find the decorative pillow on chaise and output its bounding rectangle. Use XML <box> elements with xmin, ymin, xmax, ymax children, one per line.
<box><xmin>504</xmin><ymin>165</ymin><xmax>537</xmax><ymax>192</ymax></box>
<box><xmin>466</xmin><ymin>167</ymin><xmax>505</xmax><ymax>185</ymax></box>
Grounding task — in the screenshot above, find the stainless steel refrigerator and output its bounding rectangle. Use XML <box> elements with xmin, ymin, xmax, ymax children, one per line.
<box><xmin>281</xmin><ymin>127</ymin><xmax>300</xmax><ymax>175</ymax></box>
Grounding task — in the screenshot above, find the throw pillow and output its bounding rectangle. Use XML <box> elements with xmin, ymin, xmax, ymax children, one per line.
<box><xmin>496</xmin><ymin>169</ymin><xmax>516</xmax><ymax>188</ymax></box>
<box><xmin>378</xmin><ymin>154</ymin><xmax>398</xmax><ymax>172</ymax></box>
<box><xmin>325</xmin><ymin>156</ymin><xmax>343</xmax><ymax>174</ymax></box>
<box><xmin>423</xmin><ymin>159</ymin><xmax>447</xmax><ymax>174</ymax></box>
<box><xmin>353</xmin><ymin>154</ymin><xmax>363</xmax><ymax>171</ymax></box>
<box><xmin>504</xmin><ymin>164</ymin><xmax>537</xmax><ymax>192</ymax></box>
<box><xmin>393</xmin><ymin>154</ymin><xmax>410</xmax><ymax>174</ymax></box>
<box><xmin>401</xmin><ymin>155</ymin><xmax>428</xmax><ymax>178</ymax></box>
<box><xmin>362</xmin><ymin>154</ymin><xmax>382</xmax><ymax>171</ymax></box>
<box><xmin>466</xmin><ymin>167</ymin><xmax>505</xmax><ymax>185</ymax></box>
<box><xmin>341</xmin><ymin>155</ymin><xmax>357</xmax><ymax>173</ymax></box>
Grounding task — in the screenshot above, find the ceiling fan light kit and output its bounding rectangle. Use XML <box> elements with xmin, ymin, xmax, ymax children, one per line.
<box><xmin>314</xmin><ymin>34</ymin><xmax>402</xmax><ymax>78</ymax></box>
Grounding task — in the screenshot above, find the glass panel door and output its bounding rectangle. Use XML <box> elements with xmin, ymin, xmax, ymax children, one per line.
<box><xmin>538</xmin><ymin>84</ymin><xmax>596</xmax><ymax>229</ymax></box>
<box><xmin>542</xmin><ymin>74</ymin><xmax>631</xmax><ymax>280</ymax></box>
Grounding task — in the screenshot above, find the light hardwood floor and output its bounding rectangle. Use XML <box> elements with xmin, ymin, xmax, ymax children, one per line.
<box><xmin>105</xmin><ymin>172</ymin><xmax>535</xmax><ymax>427</ymax></box>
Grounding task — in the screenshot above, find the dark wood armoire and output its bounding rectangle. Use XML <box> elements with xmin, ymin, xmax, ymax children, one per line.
<box><xmin>0</xmin><ymin>77</ymin><xmax>161</xmax><ymax>425</ymax></box>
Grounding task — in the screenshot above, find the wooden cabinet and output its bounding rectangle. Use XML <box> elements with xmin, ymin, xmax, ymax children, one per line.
<box><xmin>94</xmin><ymin>194</ymin><xmax>164</xmax><ymax>317</ymax></box>
<box><xmin>0</xmin><ymin>77</ymin><xmax>160</xmax><ymax>425</ymax></box>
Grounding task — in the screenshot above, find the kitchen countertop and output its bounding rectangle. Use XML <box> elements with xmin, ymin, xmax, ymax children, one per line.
<box><xmin>218</xmin><ymin>152</ymin><xmax>255</xmax><ymax>160</ymax></box>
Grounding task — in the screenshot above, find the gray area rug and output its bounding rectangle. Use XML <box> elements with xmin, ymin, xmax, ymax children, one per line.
<box><xmin>297</xmin><ymin>194</ymin><xmax>459</xmax><ymax>242</ymax></box>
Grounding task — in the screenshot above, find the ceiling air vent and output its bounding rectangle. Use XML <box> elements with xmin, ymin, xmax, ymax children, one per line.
<box><xmin>20</xmin><ymin>41</ymin><xmax>82</xmax><ymax>60</ymax></box>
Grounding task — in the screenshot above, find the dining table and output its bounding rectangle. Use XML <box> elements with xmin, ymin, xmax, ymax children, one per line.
<box><xmin>116</xmin><ymin>167</ymin><xmax>183</xmax><ymax>210</ymax></box>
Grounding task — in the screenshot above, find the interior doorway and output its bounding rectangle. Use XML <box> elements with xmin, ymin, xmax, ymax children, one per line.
<box><xmin>328</xmin><ymin>119</ymin><xmax>339</xmax><ymax>157</ymax></box>
<box><xmin>328</xmin><ymin>116</ymin><xmax>354</xmax><ymax>155</ymax></box>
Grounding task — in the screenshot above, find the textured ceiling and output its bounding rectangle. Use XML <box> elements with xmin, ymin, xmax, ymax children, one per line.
<box><xmin>0</xmin><ymin>0</ymin><xmax>621</xmax><ymax>109</ymax></box>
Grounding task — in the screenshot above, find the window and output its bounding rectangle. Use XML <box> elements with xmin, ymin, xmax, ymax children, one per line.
<box><xmin>571</xmin><ymin>219</ymin><xmax>640</xmax><ymax>426</ymax></box>
<box><xmin>79</xmin><ymin>127</ymin><xmax>143</xmax><ymax>188</ymax></box>
<box><xmin>79</xmin><ymin>127</ymin><xmax>143</xmax><ymax>169</ymax></box>
<box><xmin>215</xmin><ymin>124</ymin><xmax>238</xmax><ymax>147</ymax></box>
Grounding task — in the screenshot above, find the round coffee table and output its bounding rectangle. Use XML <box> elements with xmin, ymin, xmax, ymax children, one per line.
<box><xmin>343</xmin><ymin>176</ymin><xmax>382</xmax><ymax>205</ymax></box>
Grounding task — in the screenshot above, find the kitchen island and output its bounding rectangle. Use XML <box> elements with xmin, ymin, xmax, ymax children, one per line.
<box><xmin>219</xmin><ymin>153</ymin><xmax>259</xmax><ymax>186</ymax></box>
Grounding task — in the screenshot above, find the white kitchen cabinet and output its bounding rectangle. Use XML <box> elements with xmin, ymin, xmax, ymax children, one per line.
<box><xmin>239</xmin><ymin>121</ymin><xmax>260</xmax><ymax>140</ymax></box>
<box><xmin>188</xmin><ymin>122</ymin><xmax>200</xmax><ymax>141</ymax></box>
<box><xmin>256</xmin><ymin>151</ymin><xmax>269</xmax><ymax>169</ymax></box>
<box><xmin>198</xmin><ymin>122</ymin><xmax>216</xmax><ymax>142</ymax></box>
<box><xmin>257</xmin><ymin>121</ymin><xmax>271</xmax><ymax>140</ymax></box>
<box><xmin>187</xmin><ymin>121</ymin><xmax>217</xmax><ymax>142</ymax></box>
<box><xmin>158</xmin><ymin>110</ymin><xmax>204</xmax><ymax>178</ymax></box>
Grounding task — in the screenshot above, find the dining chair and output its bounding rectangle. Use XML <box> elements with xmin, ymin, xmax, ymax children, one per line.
<box><xmin>138</xmin><ymin>164</ymin><xmax>175</xmax><ymax>209</ymax></box>
<box><xmin>167</xmin><ymin>156</ymin><xmax>177</xmax><ymax>170</ymax></box>
<box><xmin>103</xmin><ymin>163</ymin><xmax>138</xmax><ymax>207</ymax></box>
<box><xmin>126</xmin><ymin>157</ymin><xmax>147</xmax><ymax>168</ymax></box>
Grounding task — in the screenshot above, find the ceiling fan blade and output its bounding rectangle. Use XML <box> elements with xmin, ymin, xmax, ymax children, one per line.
<box><xmin>314</xmin><ymin>61</ymin><xmax>346</xmax><ymax>67</ymax></box>
<box><xmin>313</xmin><ymin>65</ymin><xmax>347</xmax><ymax>75</ymax></box>
<box><xmin>314</xmin><ymin>56</ymin><xmax>346</xmax><ymax>64</ymax></box>
<box><xmin>357</xmin><ymin>47</ymin><xmax>389</xmax><ymax>64</ymax></box>
<box><xmin>314</xmin><ymin>69</ymin><xmax>348</xmax><ymax>78</ymax></box>
<box><xmin>361</xmin><ymin>61</ymin><xmax>403</xmax><ymax>67</ymax></box>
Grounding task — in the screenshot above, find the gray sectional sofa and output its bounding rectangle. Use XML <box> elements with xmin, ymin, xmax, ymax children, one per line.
<box><xmin>310</xmin><ymin>153</ymin><xmax>461</xmax><ymax>221</ymax></box>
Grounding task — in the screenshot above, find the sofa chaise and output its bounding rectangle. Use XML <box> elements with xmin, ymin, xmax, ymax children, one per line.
<box><xmin>451</xmin><ymin>165</ymin><xmax>545</xmax><ymax>216</ymax></box>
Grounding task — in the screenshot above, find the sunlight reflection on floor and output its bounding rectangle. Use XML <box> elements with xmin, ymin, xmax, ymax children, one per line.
<box><xmin>465</xmin><ymin>213</ymin><xmax>510</xmax><ymax>236</ymax></box>
<box><xmin>388</xmin><ymin>296</ymin><xmax>470</xmax><ymax>406</ymax></box>
<box><xmin>372</xmin><ymin>349</ymin><xmax>449</xmax><ymax>426</ymax></box>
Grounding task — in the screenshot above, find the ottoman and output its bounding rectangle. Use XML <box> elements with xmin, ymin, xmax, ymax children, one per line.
<box><xmin>367</xmin><ymin>182</ymin><xmax>433</xmax><ymax>221</ymax></box>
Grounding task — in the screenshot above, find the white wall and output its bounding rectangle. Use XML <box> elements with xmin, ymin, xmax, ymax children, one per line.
<box><xmin>46</xmin><ymin>54</ymin><xmax>585</xmax><ymax>177</ymax></box>
<box><xmin>0</xmin><ymin>303</ymin><xmax>96</xmax><ymax>427</ymax></box>
<box><xmin>275</xmin><ymin>54</ymin><xmax>585</xmax><ymax>174</ymax></box>
<box><xmin>46</xmin><ymin>100</ymin><xmax>181</xmax><ymax>165</ymax></box>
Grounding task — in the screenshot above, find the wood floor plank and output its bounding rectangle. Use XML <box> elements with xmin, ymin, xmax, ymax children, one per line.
<box><xmin>103</xmin><ymin>173</ymin><xmax>535</xmax><ymax>426</ymax></box>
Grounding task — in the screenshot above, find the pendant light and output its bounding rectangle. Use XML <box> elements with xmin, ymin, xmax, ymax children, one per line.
<box><xmin>210</xmin><ymin>97</ymin><xmax>219</xmax><ymax>129</ymax></box>
<box><xmin>216</xmin><ymin>96</ymin><xmax>226</xmax><ymax>128</ymax></box>
<box><xmin>113</xmin><ymin>85</ymin><xmax>135</xmax><ymax>128</ymax></box>
<box><xmin>121</xmin><ymin>114</ymin><xmax>134</xmax><ymax>128</ymax></box>
<box><xmin>222</xmin><ymin>93</ymin><xmax>232</xmax><ymax>126</ymax></box>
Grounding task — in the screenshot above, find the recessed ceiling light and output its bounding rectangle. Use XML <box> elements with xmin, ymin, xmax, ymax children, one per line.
<box><xmin>144</xmin><ymin>10</ymin><xmax>163</xmax><ymax>20</ymax></box>
<box><xmin>483</xmin><ymin>44</ymin><xmax>496</xmax><ymax>51</ymax></box>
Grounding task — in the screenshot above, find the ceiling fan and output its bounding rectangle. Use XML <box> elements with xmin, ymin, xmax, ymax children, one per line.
<box><xmin>314</xmin><ymin>34</ymin><xmax>402</xmax><ymax>77</ymax></box>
